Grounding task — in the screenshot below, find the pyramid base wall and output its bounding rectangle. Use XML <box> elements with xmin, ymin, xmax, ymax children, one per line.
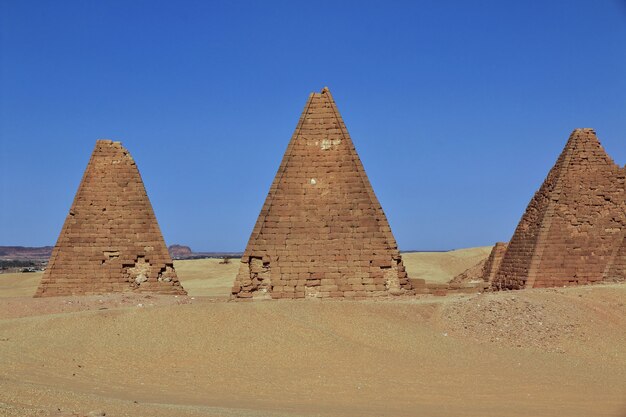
<box><xmin>231</xmin><ymin>255</ymin><xmax>414</xmax><ymax>300</ymax></box>
<box><xmin>35</xmin><ymin>269</ymin><xmax>187</xmax><ymax>297</ymax></box>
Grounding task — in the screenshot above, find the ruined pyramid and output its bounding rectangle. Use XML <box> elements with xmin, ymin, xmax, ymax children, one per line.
<box><xmin>492</xmin><ymin>128</ymin><xmax>626</xmax><ymax>290</ymax></box>
<box><xmin>35</xmin><ymin>140</ymin><xmax>186</xmax><ymax>297</ymax></box>
<box><xmin>232</xmin><ymin>87</ymin><xmax>412</xmax><ymax>299</ymax></box>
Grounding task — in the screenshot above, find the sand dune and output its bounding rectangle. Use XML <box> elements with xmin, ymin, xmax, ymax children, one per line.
<box><xmin>1</xmin><ymin>250</ymin><xmax>625</xmax><ymax>417</ymax></box>
<box><xmin>402</xmin><ymin>246</ymin><xmax>493</xmax><ymax>284</ymax></box>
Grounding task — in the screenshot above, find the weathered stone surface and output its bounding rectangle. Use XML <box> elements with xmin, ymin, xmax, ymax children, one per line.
<box><xmin>232</xmin><ymin>88</ymin><xmax>412</xmax><ymax>299</ymax></box>
<box><xmin>35</xmin><ymin>140</ymin><xmax>186</xmax><ymax>297</ymax></box>
<box><xmin>492</xmin><ymin>129</ymin><xmax>626</xmax><ymax>290</ymax></box>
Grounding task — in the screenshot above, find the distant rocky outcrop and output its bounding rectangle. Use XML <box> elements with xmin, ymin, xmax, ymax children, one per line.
<box><xmin>168</xmin><ymin>244</ymin><xmax>193</xmax><ymax>259</ymax></box>
<box><xmin>167</xmin><ymin>244</ymin><xmax>242</xmax><ymax>260</ymax></box>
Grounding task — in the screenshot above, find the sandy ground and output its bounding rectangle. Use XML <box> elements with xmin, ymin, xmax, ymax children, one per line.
<box><xmin>173</xmin><ymin>258</ymin><xmax>239</xmax><ymax>298</ymax></box>
<box><xmin>1</xmin><ymin>252</ymin><xmax>625</xmax><ymax>417</ymax></box>
<box><xmin>0</xmin><ymin>272</ymin><xmax>42</xmax><ymax>298</ymax></box>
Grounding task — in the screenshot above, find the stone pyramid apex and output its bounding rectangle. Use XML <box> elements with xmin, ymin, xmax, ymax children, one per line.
<box><xmin>568</xmin><ymin>127</ymin><xmax>598</xmax><ymax>143</ymax></box>
<box><xmin>35</xmin><ymin>140</ymin><xmax>186</xmax><ymax>297</ymax></box>
<box><xmin>94</xmin><ymin>139</ymin><xmax>124</xmax><ymax>148</ymax></box>
<box><xmin>560</xmin><ymin>128</ymin><xmax>617</xmax><ymax>169</ymax></box>
<box><xmin>565</xmin><ymin>128</ymin><xmax>599</xmax><ymax>148</ymax></box>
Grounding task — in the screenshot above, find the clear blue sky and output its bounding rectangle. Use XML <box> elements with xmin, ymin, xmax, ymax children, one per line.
<box><xmin>1</xmin><ymin>1</ymin><xmax>625</xmax><ymax>251</ymax></box>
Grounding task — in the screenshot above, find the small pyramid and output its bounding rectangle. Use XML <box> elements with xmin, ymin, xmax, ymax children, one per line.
<box><xmin>481</xmin><ymin>242</ymin><xmax>508</xmax><ymax>283</ymax></box>
<box><xmin>493</xmin><ymin>129</ymin><xmax>626</xmax><ymax>289</ymax></box>
<box><xmin>232</xmin><ymin>88</ymin><xmax>412</xmax><ymax>299</ymax></box>
<box><xmin>35</xmin><ymin>140</ymin><xmax>186</xmax><ymax>297</ymax></box>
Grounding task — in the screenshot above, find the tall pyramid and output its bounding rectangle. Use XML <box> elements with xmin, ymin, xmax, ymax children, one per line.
<box><xmin>35</xmin><ymin>140</ymin><xmax>186</xmax><ymax>297</ymax></box>
<box><xmin>232</xmin><ymin>87</ymin><xmax>412</xmax><ymax>299</ymax></box>
<box><xmin>492</xmin><ymin>128</ymin><xmax>626</xmax><ymax>290</ymax></box>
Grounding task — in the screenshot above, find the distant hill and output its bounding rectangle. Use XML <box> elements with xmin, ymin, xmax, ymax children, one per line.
<box><xmin>0</xmin><ymin>246</ymin><xmax>53</xmax><ymax>261</ymax></box>
<box><xmin>0</xmin><ymin>245</ymin><xmax>242</xmax><ymax>262</ymax></box>
<box><xmin>167</xmin><ymin>245</ymin><xmax>242</xmax><ymax>260</ymax></box>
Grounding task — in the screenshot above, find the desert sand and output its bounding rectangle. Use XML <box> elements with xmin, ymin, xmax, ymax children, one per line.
<box><xmin>1</xmin><ymin>251</ymin><xmax>625</xmax><ymax>417</ymax></box>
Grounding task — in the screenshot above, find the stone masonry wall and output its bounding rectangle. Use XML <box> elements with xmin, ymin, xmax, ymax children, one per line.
<box><xmin>232</xmin><ymin>88</ymin><xmax>412</xmax><ymax>299</ymax></box>
<box><xmin>35</xmin><ymin>140</ymin><xmax>186</xmax><ymax>297</ymax></box>
<box><xmin>493</xmin><ymin>129</ymin><xmax>626</xmax><ymax>290</ymax></box>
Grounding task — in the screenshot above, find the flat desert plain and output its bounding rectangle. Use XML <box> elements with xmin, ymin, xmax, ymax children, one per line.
<box><xmin>0</xmin><ymin>249</ymin><xmax>625</xmax><ymax>417</ymax></box>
